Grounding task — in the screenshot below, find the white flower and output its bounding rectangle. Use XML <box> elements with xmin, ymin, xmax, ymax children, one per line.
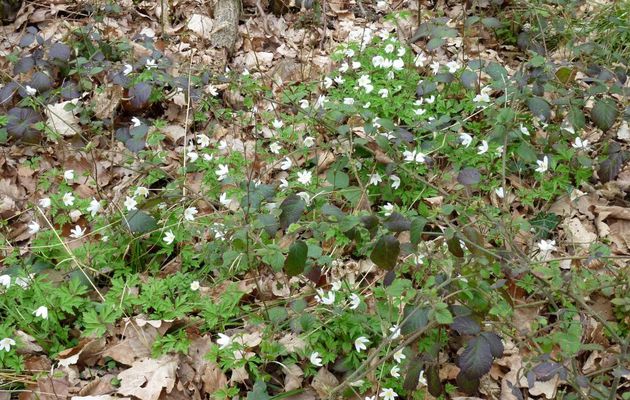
<box><xmin>495</xmin><ymin>145</ymin><xmax>504</xmax><ymax>157</ymax></box>
<box><xmin>519</xmin><ymin>123</ymin><xmax>530</xmax><ymax>136</ymax></box>
<box><xmin>538</xmin><ymin>239</ymin><xmax>556</xmax><ymax>253</ymax></box>
<box><xmin>418</xmin><ymin>370</ymin><xmax>427</xmax><ymax>386</ymax></box>
<box><xmin>122</xmin><ymin>64</ymin><xmax>133</xmax><ymax>75</ymax></box>
<box><xmin>385</xmin><ymin>44</ymin><xmax>395</xmax><ymax>53</ymax></box>
<box><xmin>163</xmin><ymin>230</ymin><xmax>175</xmax><ymax>245</ymax></box>
<box><xmin>280</xmin><ymin>157</ymin><xmax>293</xmax><ymax>171</ymax></box>
<box><xmin>366</xmin><ymin>397</ymin><xmax>376</xmax><ymax>400</ymax></box>
<box><xmin>372</xmin><ymin>55</ymin><xmax>385</xmax><ymax>67</ymax></box>
<box><xmin>414</xmin><ymin>108</ymin><xmax>426</xmax><ymax>116</ymax></box>
<box><xmin>459</xmin><ymin>133</ymin><xmax>473</xmax><ymax>147</ymax></box>
<box><xmin>378</xmin><ymin>88</ymin><xmax>389</xmax><ymax>98</ymax></box>
<box><xmin>310</xmin><ymin>352</ymin><xmax>323</xmax><ymax>366</ymax></box>
<box><xmin>315</xmin><ymin>95</ymin><xmax>327</xmax><ymax>108</ymax></box>
<box><xmin>477</xmin><ymin>140</ymin><xmax>489</xmax><ymax>155</ymax></box>
<box><xmin>389</xmin><ymin>325</ymin><xmax>401</xmax><ymax>339</ymax></box>
<box><xmin>350</xmin><ymin>380</ymin><xmax>364</xmax><ymax>387</ymax></box>
<box><xmin>196</xmin><ymin>134</ymin><xmax>211</xmax><ymax>148</ymax></box>
<box><xmin>343</xmin><ymin>97</ymin><xmax>355</xmax><ymax>105</ymax></box>
<box><xmin>297</xmin><ymin>170</ymin><xmax>312</xmax><ymax>185</ymax></box>
<box><xmin>446</xmin><ymin>60</ymin><xmax>460</xmax><ymax>73</ymax></box>
<box><xmin>430</xmin><ymin>61</ymin><xmax>441</xmax><ymax>74</ymax></box>
<box><xmin>345</xmin><ymin>48</ymin><xmax>355</xmax><ymax>57</ymax></box>
<box><xmin>135</xmin><ymin>187</ymin><xmax>149</xmax><ymax>198</ymax></box>
<box><xmin>145</xmin><ymin>58</ymin><xmax>157</xmax><ymax>69</ymax></box>
<box><xmin>382</xmin><ymin>203</ymin><xmax>394</xmax><ymax>216</ymax></box>
<box><xmin>87</xmin><ymin>198</ymin><xmax>101</xmax><ymax>217</ymax></box>
<box><xmin>495</xmin><ymin>187</ymin><xmax>505</xmax><ymax>199</ymax></box>
<box><xmin>349</xmin><ymin>293</ymin><xmax>361</xmax><ymax>309</ymax></box>
<box><xmin>299</xmin><ymin>99</ymin><xmax>309</xmax><ymax>109</ymax></box>
<box><xmin>190</xmin><ymin>280</ymin><xmax>200</xmax><ymax>291</ymax></box>
<box><xmin>390</xmin><ymin>175</ymin><xmax>401</xmax><ymax>190</ymax></box>
<box><xmin>0</xmin><ymin>338</ymin><xmax>16</xmax><ymax>352</ymax></box>
<box><xmin>279</xmin><ymin>178</ymin><xmax>289</xmax><ymax>189</ymax></box>
<box><xmin>0</xmin><ymin>275</ymin><xmax>10</xmax><ymax>288</ymax></box>
<box><xmin>33</xmin><ymin>306</ymin><xmax>48</xmax><ymax>320</ymax></box>
<box><xmin>64</xmin><ymin>170</ymin><xmax>74</xmax><ymax>181</ymax></box>
<box><xmin>39</xmin><ymin>198</ymin><xmax>51</xmax><ymax>208</ymax></box>
<box><xmin>70</xmin><ymin>225</ymin><xmax>86</xmax><ymax>239</ymax></box>
<box><xmin>357</xmin><ymin>75</ymin><xmax>371</xmax><ymax>88</ymax></box>
<box><xmin>331</xmin><ymin>281</ymin><xmax>342</xmax><ymax>291</ymax></box>
<box><xmin>187</xmin><ymin>151</ymin><xmax>198</xmax><ymax>162</ymax></box>
<box><xmin>124</xmin><ymin>196</ymin><xmax>137</xmax><ymax>211</ymax></box>
<box><xmin>15</xmin><ymin>274</ymin><xmax>34</xmax><ymax>289</ymax></box>
<box><xmin>204</xmin><ymin>84</ymin><xmax>219</xmax><ymax>96</ymax></box>
<box><xmin>130</xmin><ymin>117</ymin><xmax>142</xmax><ymax>128</ymax></box>
<box><xmin>303</xmin><ymin>136</ymin><xmax>315</xmax><ymax>148</ymax></box>
<box><xmin>392</xmin><ymin>59</ymin><xmax>404</xmax><ymax>71</ymax></box>
<box><xmin>363</xmin><ymin>84</ymin><xmax>374</xmax><ymax>93</ymax></box>
<box><xmin>352</xmin><ymin>61</ymin><xmax>361</xmax><ymax>69</ymax></box>
<box><xmin>397</xmin><ymin>47</ymin><xmax>406</xmax><ymax>57</ymax></box>
<box><xmin>363</xmin><ymin>102</ymin><xmax>371</xmax><ymax>108</ymax></box>
<box><xmin>390</xmin><ymin>365</ymin><xmax>400</xmax><ymax>378</ymax></box>
<box><xmin>403</xmin><ymin>149</ymin><xmax>426</xmax><ymax>163</ymax></box>
<box><xmin>25</xmin><ymin>85</ymin><xmax>37</xmax><ymax>96</ymax></box>
<box><xmin>323</xmin><ymin>77</ymin><xmax>333</xmax><ymax>89</ymax></box>
<box><xmin>572</xmin><ymin>137</ymin><xmax>590</xmax><ymax>150</ymax></box>
<box><xmin>217</xmin><ymin>333</ymin><xmax>232</xmax><ymax>349</ymax></box>
<box><xmin>218</xmin><ymin>140</ymin><xmax>228</xmax><ymax>150</ymax></box>
<box><xmin>425</xmin><ymin>95</ymin><xmax>435</xmax><ymax>104</ymax></box>
<box><xmin>354</xmin><ymin>336</ymin><xmax>369</xmax><ymax>352</ymax></box>
<box><xmin>315</xmin><ymin>288</ymin><xmax>335</xmax><ymax>305</ymax></box>
<box><xmin>369</xmin><ymin>173</ymin><xmax>382</xmax><ymax>186</ymax></box>
<box><xmin>414</xmin><ymin>53</ymin><xmax>428</xmax><ymax>67</ymax></box>
<box><xmin>379</xmin><ymin>388</ymin><xmax>398</xmax><ymax>400</ymax></box>
<box><xmin>339</xmin><ymin>62</ymin><xmax>349</xmax><ymax>73</ymax></box>
<box><xmin>219</xmin><ymin>192</ymin><xmax>232</xmax><ymax>208</ymax></box>
<box><xmin>393</xmin><ymin>348</ymin><xmax>406</xmax><ymax>363</ymax></box>
<box><xmin>269</xmin><ymin>143</ymin><xmax>282</xmax><ymax>157</ymax></box>
<box><xmin>28</xmin><ymin>221</ymin><xmax>40</xmax><ymax>234</ymax></box>
<box><xmin>62</xmin><ymin>192</ymin><xmax>75</xmax><ymax>207</ymax></box>
<box><xmin>216</xmin><ymin>164</ymin><xmax>229</xmax><ymax>181</ymax></box>
<box><xmin>184</xmin><ymin>207</ymin><xmax>198</xmax><ymax>221</ymax></box>
<box><xmin>474</xmin><ymin>86</ymin><xmax>492</xmax><ymax>103</ymax></box>
<box><xmin>272</xmin><ymin>119</ymin><xmax>284</xmax><ymax>130</ymax></box>
<box><xmin>535</xmin><ymin>156</ymin><xmax>549</xmax><ymax>173</ymax></box>
<box><xmin>381</xmin><ymin>58</ymin><xmax>393</xmax><ymax>68</ymax></box>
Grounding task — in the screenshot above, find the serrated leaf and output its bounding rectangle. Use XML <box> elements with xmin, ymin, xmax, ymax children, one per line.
<box><xmin>447</xmin><ymin>237</ymin><xmax>464</xmax><ymax>258</ymax></box>
<box><xmin>456</xmin><ymin>371</ymin><xmax>480</xmax><ymax>394</ymax></box>
<box><xmin>370</xmin><ymin>235</ymin><xmax>400</xmax><ymax>270</ymax></box>
<box><xmin>49</xmin><ymin>43</ymin><xmax>72</xmax><ymax>61</ymax></box>
<box><xmin>384</xmin><ymin>212</ymin><xmax>411</xmax><ymax>232</ymax></box>
<box><xmin>479</xmin><ymin>332</ymin><xmax>504</xmax><ymax>358</ymax></box>
<box><xmin>401</xmin><ymin>305</ymin><xmax>429</xmax><ymax>335</ymax></box>
<box><xmin>457</xmin><ymin>168</ymin><xmax>481</xmax><ymax>186</ymax></box>
<box><xmin>485</xmin><ymin>62</ymin><xmax>508</xmax><ymax>82</ymax></box>
<box><xmin>457</xmin><ymin>336</ymin><xmax>493</xmax><ymax>378</ymax></box>
<box><xmin>598</xmin><ymin>152</ymin><xmax>624</xmax><ymax>183</ymax></box>
<box><xmin>434</xmin><ymin>303</ymin><xmax>453</xmax><ymax>324</ymax></box>
<box><xmin>125</xmin><ymin>210</ymin><xmax>157</xmax><ymax>234</ymax></box>
<box><xmin>451</xmin><ymin>316</ymin><xmax>481</xmax><ymax>335</ymax></box>
<box><xmin>247</xmin><ymin>380</ymin><xmax>270</xmax><ymax>400</ymax></box>
<box><xmin>591</xmin><ymin>99</ymin><xmax>618</xmax><ymax>131</ymax></box>
<box><xmin>568</xmin><ymin>107</ymin><xmax>586</xmax><ymax>130</ymax></box>
<box><xmin>427</xmin><ymin>37</ymin><xmax>445</xmax><ymax>50</ymax></box>
<box><xmin>527</xmin><ymin>97</ymin><xmax>551</xmax><ymax>121</ymax></box>
<box><xmin>326</xmin><ymin>169</ymin><xmax>349</xmax><ymax>189</ymax></box>
<box><xmin>284</xmin><ymin>241</ymin><xmax>308</xmax><ymax>277</ymax></box>
<box><xmin>279</xmin><ymin>195</ymin><xmax>305</xmax><ymax>230</ymax></box>
<box><xmin>517</xmin><ymin>142</ymin><xmax>537</xmax><ymax>163</ymax></box>
<box><xmin>257</xmin><ymin>214</ymin><xmax>278</xmax><ymax>237</ymax></box>
<box><xmin>481</xmin><ymin>17</ymin><xmax>502</xmax><ymax>28</ymax></box>
<box><xmin>460</xmin><ymin>70</ymin><xmax>478</xmax><ymax>90</ymax></box>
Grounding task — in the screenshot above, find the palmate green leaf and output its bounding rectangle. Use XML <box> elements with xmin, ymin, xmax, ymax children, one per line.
<box><xmin>457</xmin><ymin>336</ymin><xmax>493</xmax><ymax>378</ymax></box>
<box><xmin>433</xmin><ymin>302</ymin><xmax>453</xmax><ymax>324</ymax></box>
<box><xmin>370</xmin><ymin>235</ymin><xmax>400</xmax><ymax>270</ymax></box>
<box><xmin>284</xmin><ymin>240</ymin><xmax>308</xmax><ymax>277</ymax></box>
<box><xmin>279</xmin><ymin>195</ymin><xmax>305</xmax><ymax>230</ymax></box>
<box><xmin>591</xmin><ymin>99</ymin><xmax>618</xmax><ymax>131</ymax></box>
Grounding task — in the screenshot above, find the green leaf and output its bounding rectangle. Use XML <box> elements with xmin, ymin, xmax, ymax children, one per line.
<box><xmin>284</xmin><ymin>240</ymin><xmax>308</xmax><ymax>277</ymax></box>
<box><xmin>401</xmin><ymin>305</ymin><xmax>429</xmax><ymax>335</ymax></box>
<box><xmin>451</xmin><ymin>316</ymin><xmax>481</xmax><ymax>335</ymax></box>
<box><xmin>427</xmin><ymin>37</ymin><xmax>445</xmax><ymax>50</ymax></box>
<box><xmin>568</xmin><ymin>107</ymin><xmax>586</xmax><ymax>130</ymax></box>
<box><xmin>517</xmin><ymin>142</ymin><xmax>537</xmax><ymax>162</ymax></box>
<box><xmin>433</xmin><ymin>302</ymin><xmax>453</xmax><ymax>324</ymax></box>
<box><xmin>410</xmin><ymin>217</ymin><xmax>427</xmax><ymax>244</ymax></box>
<box><xmin>460</xmin><ymin>70</ymin><xmax>478</xmax><ymax>90</ymax></box>
<box><xmin>326</xmin><ymin>169</ymin><xmax>349</xmax><ymax>189</ymax></box>
<box><xmin>457</xmin><ymin>167</ymin><xmax>481</xmax><ymax>186</ymax></box>
<box><xmin>247</xmin><ymin>380</ymin><xmax>270</xmax><ymax>400</ymax></box>
<box><xmin>527</xmin><ymin>97</ymin><xmax>551</xmax><ymax>121</ymax></box>
<box><xmin>447</xmin><ymin>237</ymin><xmax>464</xmax><ymax>258</ymax></box>
<box><xmin>457</xmin><ymin>336</ymin><xmax>493</xmax><ymax>378</ymax></box>
<box><xmin>279</xmin><ymin>195</ymin><xmax>305</xmax><ymax>230</ymax></box>
<box><xmin>591</xmin><ymin>99</ymin><xmax>618</xmax><ymax>131</ymax></box>
<box><xmin>427</xmin><ymin>365</ymin><xmax>443</xmax><ymax>396</ymax></box>
<box><xmin>481</xmin><ymin>17</ymin><xmax>502</xmax><ymax>28</ymax></box>
<box><xmin>403</xmin><ymin>356</ymin><xmax>424</xmax><ymax>391</ymax></box>
<box><xmin>485</xmin><ymin>62</ymin><xmax>508</xmax><ymax>82</ymax></box>
<box><xmin>370</xmin><ymin>235</ymin><xmax>400</xmax><ymax>270</ymax></box>
<box><xmin>125</xmin><ymin>210</ymin><xmax>157</xmax><ymax>234</ymax></box>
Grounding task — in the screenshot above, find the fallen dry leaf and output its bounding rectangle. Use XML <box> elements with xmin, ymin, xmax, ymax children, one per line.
<box><xmin>46</xmin><ymin>100</ymin><xmax>80</xmax><ymax>137</ymax></box>
<box><xmin>117</xmin><ymin>355</ymin><xmax>178</xmax><ymax>400</ymax></box>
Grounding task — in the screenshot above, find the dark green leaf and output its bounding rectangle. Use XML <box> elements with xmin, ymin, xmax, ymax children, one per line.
<box><xmin>485</xmin><ymin>62</ymin><xmax>508</xmax><ymax>82</ymax></box>
<box><xmin>326</xmin><ymin>169</ymin><xmax>349</xmax><ymax>189</ymax></box>
<box><xmin>591</xmin><ymin>99</ymin><xmax>618</xmax><ymax>131</ymax></box>
<box><xmin>427</xmin><ymin>37</ymin><xmax>445</xmax><ymax>50</ymax></box>
<box><xmin>284</xmin><ymin>240</ymin><xmax>308</xmax><ymax>277</ymax></box>
<box><xmin>404</xmin><ymin>357</ymin><xmax>424</xmax><ymax>391</ymax></box>
<box><xmin>460</xmin><ymin>70</ymin><xmax>478</xmax><ymax>90</ymax></box>
<box><xmin>527</xmin><ymin>97</ymin><xmax>551</xmax><ymax>121</ymax></box>
<box><xmin>480</xmin><ymin>332</ymin><xmax>504</xmax><ymax>358</ymax></box>
<box><xmin>456</xmin><ymin>371</ymin><xmax>480</xmax><ymax>394</ymax></box>
<box><xmin>481</xmin><ymin>17</ymin><xmax>502</xmax><ymax>28</ymax></box>
<box><xmin>321</xmin><ymin>203</ymin><xmax>346</xmax><ymax>219</ymax></box>
<box><xmin>598</xmin><ymin>152</ymin><xmax>624</xmax><ymax>183</ymax></box>
<box><xmin>567</xmin><ymin>107</ymin><xmax>586</xmax><ymax>130</ymax></box>
<box><xmin>257</xmin><ymin>214</ymin><xmax>278</xmax><ymax>237</ymax></box>
<box><xmin>447</xmin><ymin>237</ymin><xmax>464</xmax><ymax>257</ymax></box>
<box><xmin>410</xmin><ymin>217</ymin><xmax>427</xmax><ymax>244</ymax></box>
<box><xmin>247</xmin><ymin>380</ymin><xmax>270</xmax><ymax>400</ymax></box>
<box><xmin>427</xmin><ymin>365</ymin><xmax>443</xmax><ymax>396</ymax></box>
<box><xmin>370</xmin><ymin>235</ymin><xmax>400</xmax><ymax>270</ymax></box>
<box><xmin>401</xmin><ymin>305</ymin><xmax>429</xmax><ymax>335</ymax></box>
<box><xmin>279</xmin><ymin>195</ymin><xmax>305</xmax><ymax>230</ymax></box>
<box><xmin>125</xmin><ymin>210</ymin><xmax>157</xmax><ymax>234</ymax></box>
<box><xmin>451</xmin><ymin>316</ymin><xmax>481</xmax><ymax>335</ymax></box>
<box><xmin>384</xmin><ymin>212</ymin><xmax>411</xmax><ymax>232</ymax></box>
<box><xmin>517</xmin><ymin>142</ymin><xmax>537</xmax><ymax>163</ymax></box>
<box><xmin>457</xmin><ymin>168</ymin><xmax>481</xmax><ymax>186</ymax></box>
<box><xmin>457</xmin><ymin>336</ymin><xmax>493</xmax><ymax>378</ymax></box>
<box><xmin>129</xmin><ymin>82</ymin><xmax>152</xmax><ymax>109</ymax></box>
